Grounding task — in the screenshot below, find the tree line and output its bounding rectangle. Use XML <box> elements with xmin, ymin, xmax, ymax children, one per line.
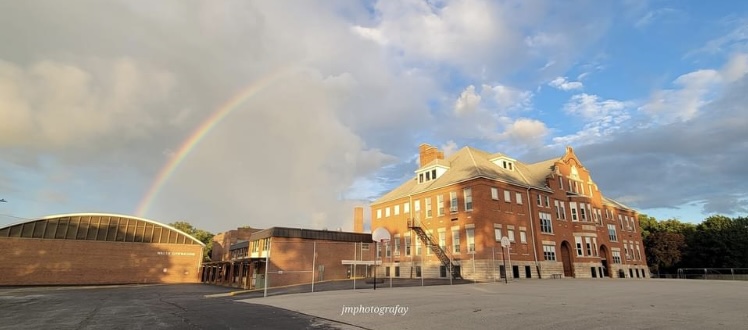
<box><xmin>639</xmin><ymin>214</ymin><xmax>748</xmax><ymax>275</ymax></box>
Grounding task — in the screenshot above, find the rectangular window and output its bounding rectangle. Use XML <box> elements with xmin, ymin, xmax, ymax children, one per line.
<box><xmin>404</xmin><ymin>202</ymin><xmax>410</xmax><ymax>213</ymax></box>
<box><xmin>427</xmin><ymin>230</ymin><xmax>434</xmax><ymax>255</ymax></box>
<box><xmin>544</xmin><ymin>196</ymin><xmax>550</xmax><ymax>207</ymax></box>
<box><xmin>570</xmin><ymin>202</ymin><xmax>578</xmax><ymax>221</ymax></box>
<box><xmin>361</xmin><ymin>243</ymin><xmax>370</xmax><ymax>251</ymax></box>
<box><xmin>507</xmin><ymin>229</ymin><xmax>515</xmax><ymax>242</ymax></box>
<box><xmin>520</xmin><ymin>230</ymin><xmax>527</xmax><ymax>243</ymax></box>
<box><xmin>619</xmin><ymin>215</ymin><xmax>624</xmax><ymax>229</ymax></box>
<box><xmin>415</xmin><ymin>237</ymin><xmax>422</xmax><ymax>255</ymax></box>
<box><xmin>415</xmin><ymin>200</ymin><xmax>421</xmax><ymax>213</ymax></box>
<box><xmin>585</xmin><ymin>237</ymin><xmax>592</xmax><ymax>255</ymax></box>
<box><xmin>425</xmin><ymin>197</ymin><xmax>432</xmax><ymax>218</ymax></box>
<box><xmin>575</xmin><ymin>236</ymin><xmax>584</xmax><ymax>256</ymax></box>
<box><xmin>516</xmin><ymin>193</ymin><xmax>523</xmax><ymax>204</ymax></box>
<box><xmin>559</xmin><ymin>202</ymin><xmax>566</xmax><ymax>220</ymax></box>
<box><xmin>612</xmin><ymin>251</ymin><xmax>622</xmax><ymax>264</ymax></box>
<box><xmin>437</xmin><ymin>195</ymin><xmax>445</xmax><ymax>216</ymax></box>
<box><xmin>405</xmin><ymin>235</ymin><xmax>411</xmax><ymax>256</ymax></box>
<box><xmin>592</xmin><ymin>237</ymin><xmax>598</xmax><ymax>256</ymax></box>
<box><xmin>385</xmin><ymin>242</ymin><xmax>391</xmax><ymax>257</ymax></box>
<box><xmin>394</xmin><ymin>236</ymin><xmax>400</xmax><ymax>256</ymax></box>
<box><xmin>494</xmin><ymin>226</ymin><xmax>502</xmax><ymax>242</ymax></box>
<box><xmin>385</xmin><ymin>207</ymin><xmax>391</xmax><ymax>217</ymax></box>
<box><xmin>419</xmin><ymin>173</ymin><xmax>424</xmax><ymax>183</ymax></box>
<box><xmin>394</xmin><ymin>205</ymin><xmax>400</xmax><ymax>215</ymax></box>
<box><xmin>452</xmin><ymin>228</ymin><xmax>460</xmax><ymax>254</ymax></box>
<box><xmin>554</xmin><ymin>200</ymin><xmax>561</xmax><ymax>219</ymax></box>
<box><xmin>579</xmin><ymin>203</ymin><xmax>586</xmax><ymax>221</ymax></box>
<box><xmin>559</xmin><ymin>176</ymin><xmax>564</xmax><ymax>190</ymax></box>
<box><xmin>464</xmin><ymin>188</ymin><xmax>473</xmax><ymax>211</ymax></box>
<box><xmin>536</xmin><ymin>194</ymin><xmax>542</xmax><ymax>206</ymax></box>
<box><xmin>438</xmin><ymin>229</ymin><xmax>446</xmax><ymax>251</ymax></box>
<box><xmin>450</xmin><ymin>192</ymin><xmax>458</xmax><ymax>213</ymax></box>
<box><xmin>607</xmin><ymin>224</ymin><xmax>618</xmax><ymax>241</ymax></box>
<box><xmin>377</xmin><ymin>209</ymin><xmax>382</xmax><ymax>219</ymax></box>
<box><xmin>377</xmin><ymin>243</ymin><xmax>382</xmax><ymax>258</ymax></box>
<box><xmin>543</xmin><ymin>245</ymin><xmax>557</xmax><ymax>261</ymax></box>
<box><xmin>491</xmin><ymin>187</ymin><xmax>499</xmax><ymax>200</ymax></box>
<box><xmin>635</xmin><ymin>244</ymin><xmax>642</xmax><ymax>260</ymax></box>
<box><xmin>504</xmin><ymin>190</ymin><xmax>511</xmax><ymax>202</ymax></box>
<box><xmin>466</xmin><ymin>227</ymin><xmax>475</xmax><ymax>253</ymax></box>
<box><xmin>539</xmin><ymin>212</ymin><xmax>553</xmax><ymax>233</ymax></box>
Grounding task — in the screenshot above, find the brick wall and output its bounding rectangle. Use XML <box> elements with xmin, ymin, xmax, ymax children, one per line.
<box><xmin>0</xmin><ymin>237</ymin><xmax>203</xmax><ymax>285</ymax></box>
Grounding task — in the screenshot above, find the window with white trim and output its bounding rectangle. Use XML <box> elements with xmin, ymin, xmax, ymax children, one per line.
<box><xmin>405</xmin><ymin>234</ymin><xmax>411</xmax><ymax>256</ymax></box>
<box><xmin>466</xmin><ymin>227</ymin><xmax>475</xmax><ymax>253</ymax></box>
<box><xmin>385</xmin><ymin>207</ymin><xmax>390</xmax><ymax>217</ymax></box>
<box><xmin>415</xmin><ymin>200</ymin><xmax>421</xmax><ymax>213</ymax></box>
<box><xmin>612</xmin><ymin>251</ymin><xmax>622</xmax><ymax>264</ymax></box>
<box><xmin>520</xmin><ymin>230</ymin><xmax>527</xmax><ymax>243</ymax></box>
<box><xmin>544</xmin><ymin>196</ymin><xmax>550</xmax><ymax>207</ymax></box>
<box><xmin>585</xmin><ymin>237</ymin><xmax>592</xmax><ymax>256</ymax></box>
<box><xmin>377</xmin><ymin>209</ymin><xmax>382</xmax><ymax>219</ymax></box>
<box><xmin>425</xmin><ymin>197</ymin><xmax>432</xmax><ymax>218</ymax></box>
<box><xmin>450</xmin><ymin>191</ymin><xmax>458</xmax><ymax>213</ymax></box>
<box><xmin>516</xmin><ymin>193</ymin><xmax>523</xmax><ymax>204</ymax></box>
<box><xmin>608</xmin><ymin>224</ymin><xmax>618</xmax><ymax>241</ymax></box>
<box><xmin>579</xmin><ymin>203</ymin><xmax>586</xmax><ymax>221</ymax></box>
<box><xmin>464</xmin><ymin>188</ymin><xmax>473</xmax><ymax>211</ymax></box>
<box><xmin>539</xmin><ymin>212</ymin><xmax>553</xmax><ymax>233</ymax></box>
<box><xmin>437</xmin><ymin>195</ymin><xmax>445</xmax><ymax>216</ymax></box>
<box><xmin>394</xmin><ymin>205</ymin><xmax>400</xmax><ymax>215</ymax></box>
<box><xmin>635</xmin><ymin>244</ymin><xmax>642</xmax><ymax>260</ymax></box>
<box><xmin>415</xmin><ymin>236</ymin><xmax>422</xmax><ymax>255</ymax></box>
<box><xmin>508</xmin><ymin>229</ymin><xmax>515</xmax><ymax>242</ymax></box>
<box><xmin>570</xmin><ymin>202</ymin><xmax>578</xmax><ymax>221</ymax></box>
<box><xmin>504</xmin><ymin>190</ymin><xmax>511</xmax><ymax>202</ymax></box>
<box><xmin>575</xmin><ymin>236</ymin><xmax>584</xmax><ymax>256</ymax></box>
<box><xmin>438</xmin><ymin>229</ymin><xmax>446</xmax><ymax>251</ymax></box>
<box><xmin>452</xmin><ymin>228</ymin><xmax>460</xmax><ymax>254</ymax></box>
<box><xmin>543</xmin><ymin>244</ymin><xmax>557</xmax><ymax>261</ymax></box>
<box><xmin>536</xmin><ymin>194</ymin><xmax>542</xmax><ymax>206</ymax></box>
<box><xmin>592</xmin><ymin>237</ymin><xmax>598</xmax><ymax>256</ymax></box>
<box><xmin>494</xmin><ymin>226</ymin><xmax>502</xmax><ymax>242</ymax></box>
<box><xmin>491</xmin><ymin>187</ymin><xmax>498</xmax><ymax>200</ymax></box>
<box><xmin>394</xmin><ymin>235</ymin><xmax>400</xmax><ymax>256</ymax></box>
<box><xmin>404</xmin><ymin>202</ymin><xmax>410</xmax><ymax>213</ymax></box>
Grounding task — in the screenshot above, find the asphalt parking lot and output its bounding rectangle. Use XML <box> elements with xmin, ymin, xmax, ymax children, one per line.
<box><xmin>3</xmin><ymin>279</ymin><xmax>747</xmax><ymax>329</ymax></box>
<box><xmin>0</xmin><ymin>284</ymin><xmax>353</xmax><ymax>330</ymax></box>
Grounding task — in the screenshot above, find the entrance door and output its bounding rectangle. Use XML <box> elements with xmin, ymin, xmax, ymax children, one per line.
<box><xmin>600</xmin><ymin>245</ymin><xmax>610</xmax><ymax>277</ymax></box>
<box><xmin>560</xmin><ymin>241</ymin><xmax>574</xmax><ymax>277</ymax></box>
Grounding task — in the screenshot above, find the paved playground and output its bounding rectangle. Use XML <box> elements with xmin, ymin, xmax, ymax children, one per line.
<box><xmin>242</xmin><ymin>279</ymin><xmax>748</xmax><ymax>329</ymax></box>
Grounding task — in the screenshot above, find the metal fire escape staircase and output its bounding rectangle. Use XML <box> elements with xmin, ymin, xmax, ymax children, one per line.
<box><xmin>408</xmin><ymin>218</ymin><xmax>462</xmax><ymax>279</ymax></box>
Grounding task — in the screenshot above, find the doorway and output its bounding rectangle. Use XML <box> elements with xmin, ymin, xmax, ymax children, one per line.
<box><xmin>599</xmin><ymin>245</ymin><xmax>611</xmax><ymax>277</ymax></box>
<box><xmin>561</xmin><ymin>241</ymin><xmax>574</xmax><ymax>278</ymax></box>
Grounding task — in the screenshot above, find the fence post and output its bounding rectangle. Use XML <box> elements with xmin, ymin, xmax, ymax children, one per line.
<box><xmin>732</xmin><ymin>268</ymin><xmax>735</xmax><ymax>281</ymax></box>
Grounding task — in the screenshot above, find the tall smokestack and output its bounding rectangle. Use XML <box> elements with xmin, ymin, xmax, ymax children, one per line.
<box><xmin>353</xmin><ymin>207</ymin><xmax>364</xmax><ymax>233</ymax></box>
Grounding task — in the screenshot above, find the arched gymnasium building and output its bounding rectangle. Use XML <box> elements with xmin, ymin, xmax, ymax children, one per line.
<box><xmin>0</xmin><ymin>213</ymin><xmax>204</xmax><ymax>286</ymax></box>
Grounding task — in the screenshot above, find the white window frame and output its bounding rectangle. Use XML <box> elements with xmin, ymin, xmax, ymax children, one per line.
<box><xmin>520</xmin><ymin>230</ymin><xmax>527</xmax><ymax>243</ymax></box>
<box><xmin>425</xmin><ymin>197</ymin><xmax>432</xmax><ymax>218</ymax></box>
<box><xmin>452</xmin><ymin>227</ymin><xmax>460</xmax><ymax>254</ymax></box>
<box><xmin>516</xmin><ymin>193</ymin><xmax>523</xmax><ymax>205</ymax></box>
<box><xmin>464</xmin><ymin>188</ymin><xmax>473</xmax><ymax>211</ymax></box>
<box><xmin>491</xmin><ymin>187</ymin><xmax>499</xmax><ymax>200</ymax></box>
<box><xmin>504</xmin><ymin>190</ymin><xmax>511</xmax><ymax>202</ymax></box>
<box><xmin>543</xmin><ymin>245</ymin><xmax>557</xmax><ymax>261</ymax></box>
<box><xmin>466</xmin><ymin>227</ymin><xmax>475</xmax><ymax>253</ymax></box>
<box><xmin>437</xmin><ymin>195</ymin><xmax>445</xmax><ymax>216</ymax></box>
<box><xmin>450</xmin><ymin>191</ymin><xmax>458</xmax><ymax>213</ymax></box>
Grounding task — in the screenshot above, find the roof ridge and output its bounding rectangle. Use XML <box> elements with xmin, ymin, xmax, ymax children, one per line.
<box><xmin>466</xmin><ymin>147</ymin><xmax>482</xmax><ymax>176</ymax></box>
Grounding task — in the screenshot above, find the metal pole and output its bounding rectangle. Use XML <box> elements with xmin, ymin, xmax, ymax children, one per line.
<box><xmin>311</xmin><ymin>241</ymin><xmax>316</xmax><ymax>292</ymax></box>
<box><xmin>263</xmin><ymin>239</ymin><xmax>271</xmax><ymax>298</ymax></box>
<box><xmin>374</xmin><ymin>241</ymin><xmax>378</xmax><ymax>290</ymax></box>
<box><xmin>421</xmin><ymin>245</ymin><xmax>424</xmax><ymax>287</ymax></box>
<box><xmin>492</xmin><ymin>246</ymin><xmax>496</xmax><ymax>282</ymax></box>
<box><xmin>502</xmin><ymin>246</ymin><xmax>508</xmax><ymax>284</ymax></box>
<box><xmin>389</xmin><ymin>240</ymin><xmax>393</xmax><ymax>288</ymax></box>
<box><xmin>507</xmin><ymin>246</ymin><xmax>512</xmax><ymax>282</ymax></box>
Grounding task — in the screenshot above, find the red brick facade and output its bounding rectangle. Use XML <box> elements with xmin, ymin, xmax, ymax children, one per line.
<box><xmin>370</xmin><ymin>145</ymin><xmax>648</xmax><ymax>280</ymax></box>
<box><xmin>0</xmin><ymin>213</ymin><xmax>205</xmax><ymax>286</ymax></box>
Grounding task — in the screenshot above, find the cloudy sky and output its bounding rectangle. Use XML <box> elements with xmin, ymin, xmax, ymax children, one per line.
<box><xmin>1</xmin><ymin>0</ymin><xmax>747</xmax><ymax>233</ymax></box>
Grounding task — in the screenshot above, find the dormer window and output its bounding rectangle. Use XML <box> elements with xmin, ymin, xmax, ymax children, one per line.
<box><xmin>490</xmin><ymin>156</ymin><xmax>516</xmax><ymax>171</ymax></box>
<box><xmin>416</xmin><ymin>165</ymin><xmax>449</xmax><ymax>184</ymax></box>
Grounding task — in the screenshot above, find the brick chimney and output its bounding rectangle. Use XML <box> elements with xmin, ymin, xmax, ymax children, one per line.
<box><xmin>419</xmin><ymin>143</ymin><xmax>445</xmax><ymax>167</ymax></box>
<box><xmin>353</xmin><ymin>207</ymin><xmax>364</xmax><ymax>233</ymax></box>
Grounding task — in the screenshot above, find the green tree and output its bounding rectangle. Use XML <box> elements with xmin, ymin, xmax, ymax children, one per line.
<box><xmin>644</xmin><ymin>231</ymin><xmax>686</xmax><ymax>274</ymax></box>
<box><xmin>170</xmin><ymin>221</ymin><xmax>214</xmax><ymax>262</ymax></box>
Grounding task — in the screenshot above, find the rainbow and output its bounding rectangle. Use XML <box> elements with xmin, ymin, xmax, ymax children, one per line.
<box><xmin>135</xmin><ymin>67</ymin><xmax>295</xmax><ymax>217</ymax></box>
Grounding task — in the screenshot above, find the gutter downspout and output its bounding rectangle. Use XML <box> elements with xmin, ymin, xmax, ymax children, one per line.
<box><xmin>526</xmin><ymin>187</ymin><xmax>541</xmax><ymax>278</ymax></box>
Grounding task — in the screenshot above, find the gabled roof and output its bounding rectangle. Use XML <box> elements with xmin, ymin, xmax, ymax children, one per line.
<box><xmin>373</xmin><ymin>146</ymin><xmax>556</xmax><ymax>205</ymax></box>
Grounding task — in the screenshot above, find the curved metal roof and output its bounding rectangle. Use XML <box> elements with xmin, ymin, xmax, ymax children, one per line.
<box><xmin>0</xmin><ymin>212</ymin><xmax>205</xmax><ymax>246</ymax></box>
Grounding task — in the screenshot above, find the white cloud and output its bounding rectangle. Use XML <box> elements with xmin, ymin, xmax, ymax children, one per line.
<box><xmin>483</xmin><ymin>84</ymin><xmax>533</xmax><ymax>112</ymax></box>
<box><xmin>640</xmin><ymin>69</ymin><xmax>722</xmax><ymax>122</ymax></box>
<box><xmin>498</xmin><ymin>118</ymin><xmax>548</xmax><ymax>145</ymax></box>
<box><xmin>441</xmin><ymin>140</ymin><xmax>459</xmax><ymax>157</ymax></box>
<box><xmin>564</xmin><ymin>93</ymin><xmax>627</xmax><ymax>119</ymax></box>
<box><xmin>549</xmin><ymin>76</ymin><xmax>583</xmax><ymax>91</ymax></box>
<box><xmin>454</xmin><ymin>85</ymin><xmax>481</xmax><ymax>115</ymax></box>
